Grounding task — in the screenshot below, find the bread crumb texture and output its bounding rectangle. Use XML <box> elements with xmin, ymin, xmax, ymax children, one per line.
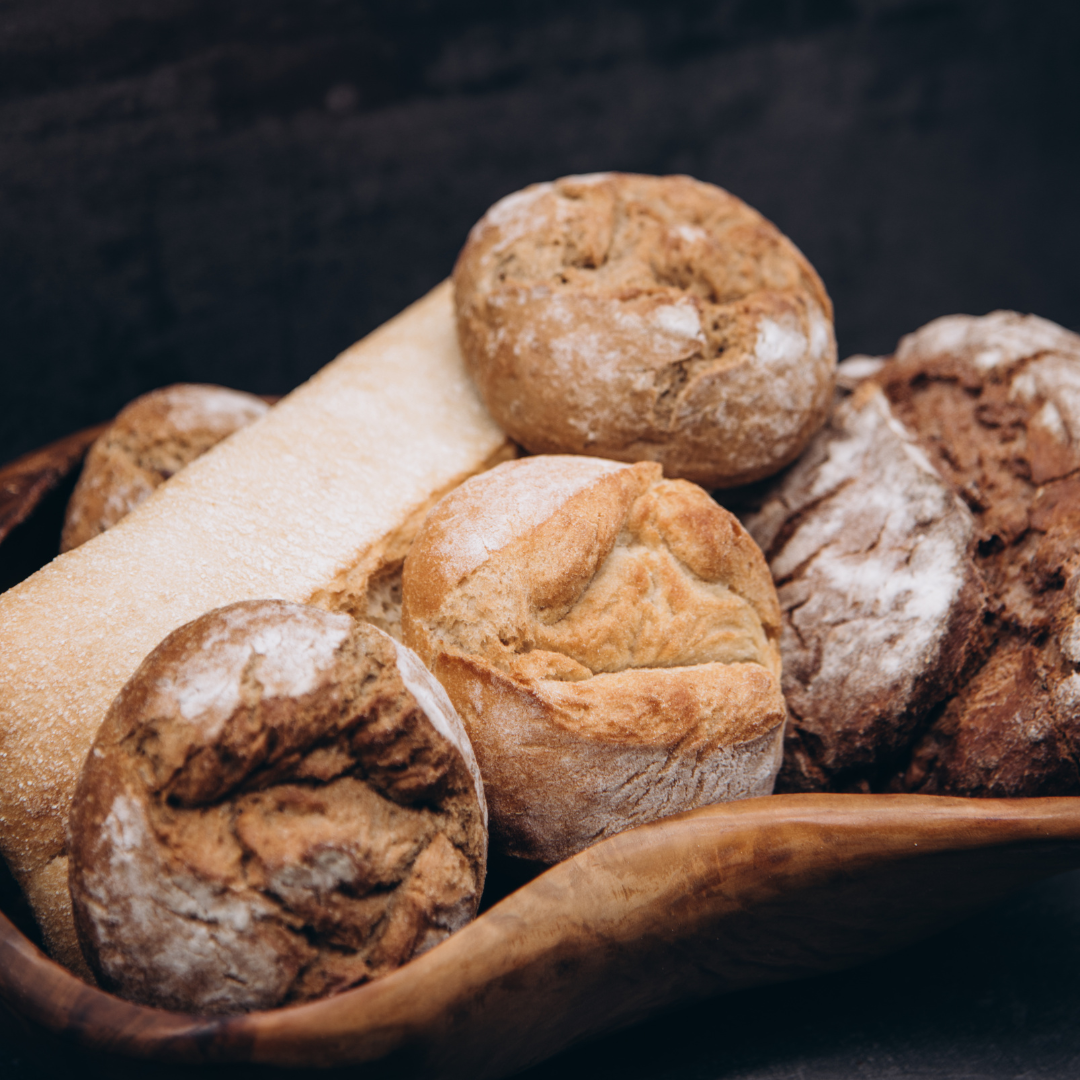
<box><xmin>744</xmin><ymin>312</ymin><xmax>1080</xmax><ymax>796</ymax></box>
<box><xmin>68</xmin><ymin>601</ymin><xmax>487</xmax><ymax>1015</ymax></box>
<box><xmin>61</xmin><ymin>384</ymin><xmax>270</xmax><ymax>552</ymax></box>
<box><xmin>403</xmin><ymin>455</ymin><xmax>786</xmax><ymax>863</ymax></box>
<box><xmin>454</xmin><ymin>173</ymin><xmax>836</xmax><ymax>488</ymax></box>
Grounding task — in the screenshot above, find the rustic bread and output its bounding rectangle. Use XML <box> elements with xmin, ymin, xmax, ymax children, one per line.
<box><xmin>69</xmin><ymin>601</ymin><xmax>486</xmax><ymax>1014</ymax></box>
<box><xmin>454</xmin><ymin>173</ymin><xmax>836</xmax><ymax>488</ymax></box>
<box><xmin>0</xmin><ymin>281</ymin><xmax>512</xmax><ymax>973</ymax></box>
<box><xmin>743</xmin><ymin>312</ymin><xmax>1080</xmax><ymax>795</ymax></box>
<box><xmin>880</xmin><ymin>313</ymin><xmax>1080</xmax><ymax>795</ymax></box>
<box><xmin>61</xmin><ymin>384</ymin><xmax>270</xmax><ymax>552</ymax></box>
<box><xmin>402</xmin><ymin>454</ymin><xmax>786</xmax><ymax>863</ymax></box>
<box><xmin>742</xmin><ymin>379</ymin><xmax>985</xmax><ymax>791</ymax></box>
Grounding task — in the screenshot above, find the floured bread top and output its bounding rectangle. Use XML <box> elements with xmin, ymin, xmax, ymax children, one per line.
<box><xmin>61</xmin><ymin>384</ymin><xmax>269</xmax><ymax>552</ymax></box>
<box><xmin>0</xmin><ymin>280</ymin><xmax>510</xmax><ymax>967</ymax></box>
<box><xmin>403</xmin><ymin>455</ymin><xmax>787</xmax><ymax>862</ymax></box>
<box><xmin>743</xmin><ymin>382</ymin><xmax>985</xmax><ymax>790</ymax></box>
<box><xmin>454</xmin><ymin>172</ymin><xmax>837</xmax><ymax>488</ymax></box>
<box><xmin>878</xmin><ymin>312</ymin><xmax>1080</xmax><ymax>796</ymax></box>
<box><xmin>68</xmin><ymin>602</ymin><xmax>487</xmax><ymax>1015</ymax></box>
<box><xmin>406</xmin><ymin>455</ymin><xmax>782</xmax><ymax>697</ymax></box>
<box><xmin>744</xmin><ymin>311</ymin><xmax>1080</xmax><ymax>795</ymax></box>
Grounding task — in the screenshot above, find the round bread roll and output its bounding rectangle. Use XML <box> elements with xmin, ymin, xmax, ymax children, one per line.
<box><xmin>401</xmin><ymin>455</ymin><xmax>787</xmax><ymax>864</ymax></box>
<box><xmin>743</xmin><ymin>311</ymin><xmax>1080</xmax><ymax>797</ymax></box>
<box><xmin>68</xmin><ymin>600</ymin><xmax>487</xmax><ymax>1015</ymax></box>
<box><xmin>453</xmin><ymin>173</ymin><xmax>836</xmax><ymax>488</ymax></box>
<box><xmin>741</xmin><ymin>378</ymin><xmax>985</xmax><ymax>792</ymax></box>
<box><xmin>61</xmin><ymin>383</ymin><xmax>269</xmax><ymax>551</ymax></box>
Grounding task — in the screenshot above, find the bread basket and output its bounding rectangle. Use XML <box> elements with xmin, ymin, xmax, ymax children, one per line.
<box><xmin>3</xmin><ymin>430</ymin><xmax>1080</xmax><ymax>1080</ymax></box>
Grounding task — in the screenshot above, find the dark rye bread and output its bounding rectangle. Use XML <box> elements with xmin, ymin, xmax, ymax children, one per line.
<box><xmin>68</xmin><ymin>601</ymin><xmax>487</xmax><ymax>1014</ymax></box>
<box><xmin>880</xmin><ymin>313</ymin><xmax>1080</xmax><ymax>796</ymax></box>
<box><xmin>742</xmin><ymin>311</ymin><xmax>1080</xmax><ymax>796</ymax></box>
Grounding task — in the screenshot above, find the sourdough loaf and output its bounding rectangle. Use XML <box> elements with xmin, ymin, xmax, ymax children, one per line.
<box><xmin>0</xmin><ymin>281</ymin><xmax>511</xmax><ymax>972</ymax></box>
<box><xmin>402</xmin><ymin>454</ymin><xmax>787</xmax><ymax>863</ymax></box>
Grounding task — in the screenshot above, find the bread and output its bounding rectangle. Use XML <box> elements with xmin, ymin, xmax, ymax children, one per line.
<box><xmin>69</xmin><ymin>601</ymin><xmax>486</xmax><ymax>1014</ymax></box>
<box><xmin>454</xmin><ymin>173</ymin><xmax>836</xmax><ymax>488</ymax></box>
<box><xmin>61</xmin><ymin>384</ymin><xmax>269</xmax><ymax>552</ymax></box>
<box><xmin>0</xmin><ymin>281</ymin><xmax>512</xmax><ymax>973</ymax></box>
<box><xmin>402</xmin><ymin>454</ymin><xmax>787</xmax><ymax>863</ymax></box>
<box><xmin>743</xmin><ymin>311</ymin><xmax>1080</xmax><ymax>795</ymax></box>
<box><xmin>881</xmin><ymin>313</ymin><xmax>1080</xmax><ymax>795</ymax></box>
<box><xmin>742</xmin><ymin>379</ymin><xmax>985</xmax><ymax>791</ymax></box>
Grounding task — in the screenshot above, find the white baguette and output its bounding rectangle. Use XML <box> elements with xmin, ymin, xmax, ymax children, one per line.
<box><xmin>0</xmin><ymin>281</ymin><xmax>511</xmax><ymax>973</ymax></box>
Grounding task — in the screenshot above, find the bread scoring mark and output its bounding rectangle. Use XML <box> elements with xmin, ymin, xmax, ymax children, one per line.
<box><xmin>426</xmin><ymin>455</ymin><xmax>630</xmax><ymax>588</ymax></box>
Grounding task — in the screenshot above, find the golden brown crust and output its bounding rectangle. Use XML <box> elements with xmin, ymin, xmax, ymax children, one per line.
<box><xmin>68</xmin><ymin>601</ymin><xmax>486</xmax><ymax>1015</ymax></box>
<box><xmin>402</xmin><ymin>455</ymin><xmax>786</xmax><ymax>863</ymax></box>
<box><xmin>61</xmin><ymin>384</ymin><xmax>269</xmax><ymax>551</ymax></box>
<box><xmin>453</xmin><ymin>173</ymin><xmax>836</xmax><ymax>488</ymax></box>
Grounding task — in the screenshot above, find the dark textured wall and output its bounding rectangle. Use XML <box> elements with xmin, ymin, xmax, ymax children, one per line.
<box><xmin>2</xmin><ymin>0</ymin><xmax>1079</xmax><ymax>465</ymax></box>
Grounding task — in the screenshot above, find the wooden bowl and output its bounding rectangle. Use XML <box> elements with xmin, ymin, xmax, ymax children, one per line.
<box><xmin>3</xmin><ymin>430</ymin><xmax>1080</xmax><ymax>1080</ymax></box>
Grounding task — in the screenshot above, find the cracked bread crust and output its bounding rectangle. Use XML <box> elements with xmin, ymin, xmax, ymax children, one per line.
<box><xmin>878</xmin><ymin>313</ymin><xmax>1080</xmax><ymax>796</ymax></box>
<box><xmin>61</xmin><ymin>384</ymin><xmax>269</xmax><ymax>552</ymax></box>
<box><xmin>743</xmin><ymin>311</ymin><xmax>1080</xmax><ymax>797</ymax></box>
<box><xmin>402</xmin><ymin>455</ymin><xmax>786</xmax><ymax>863</ymax></box>
<box><xmin>742</xmin><ymin>381</ymin><xmax>986</xmax><ymax>791</ymax></box>
<box><xmin>68</xmin><ymin>600</ymin><xmax>487</xmax><ymax>1015</ymax></box>
<box><xmin>453</xmin><ymin>173</ymin><xmax>836</xmax><ymax>489</ymax></box>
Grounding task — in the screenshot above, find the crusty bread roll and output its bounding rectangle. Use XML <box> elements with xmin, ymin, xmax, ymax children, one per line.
<box><xmin>742</xmin><ymin>378</ymin><xmax>985</xmax><ymax>791</ymax></box>
<box><xmin>0</xmin><ymin>281</ymin><xmax>511</xmax><ymax>973</ymax></box>
<box><xmin>61</xmin><ymin>384</ymin><xmax>269</xmax><ymax>552</ymax></box>
<box><xmin>454</xmin><ymin>173</ymin><xmax>837</xmax><ymax>488</ymax></box>
<box><xmin>69</xmin><ymin>601</ymin><xmax>486</xmax><ymax>1015</ymax></box>
<box><xmin>743</xmin><ymin>312</ymin><xmax>1080</xmax><ymax>796</ymax></box>
<box><xmin>402</xmin><ymin>454</ymin><xmax>787</xmax><ymax>864</ymax></box>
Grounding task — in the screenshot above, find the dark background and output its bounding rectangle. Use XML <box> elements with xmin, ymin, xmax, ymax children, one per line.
<box><xmin>3</xmin><ymin>0</ymin><xmax>1080</xmax><ymax>1076</ymax></box>
<box><xmin>2</xmin><ymin>0</ymin><xmax>1080</xmax><ymax>465</ymax></box>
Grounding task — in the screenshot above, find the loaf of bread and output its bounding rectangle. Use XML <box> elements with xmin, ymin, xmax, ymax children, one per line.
<box><xmin>69</xmin><ymin>601</ymin><xmax>487</xmax><ymax>1014</ymax></box>
<box><xmin>402</xmin><ymin>454</ymin><xmax>787</xmax><ymax>863</ymax></box>
<box><xmin>61</xmin><ymin>384</ymin><xmax>269</xmax><ymax>551</ymax></box>
<box><xmin>0</xmin><ymin>281</ymin><xmax>511</xmax><ymax>973</ymax></box>
<box><xmin>743</xmin><ymin>311</ymin><xmax>1080</xmax><ymax>795</ymax></box>
<box><xmin>454</xmin><ymin>173</ymin><xmax>837</xmax><ymax>488</ymax></box>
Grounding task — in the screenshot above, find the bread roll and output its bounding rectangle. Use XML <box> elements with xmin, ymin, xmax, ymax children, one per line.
<box><xmin>454</xmin><ymin>173</ymin><xmax>836</xmax><ymax>488</ymax></box>
<box><xmin>61</xmin><ymin>384</ymin><xmax>269</xmax><ymax>551</ymax></box>
<box><xmin>743</xmin><ymin>312</ymin><xmax>1080</xmax><ymax>796</ymax></box>
<box><xmin>742</xmin><ymin>379</ymin><xmax>985</xmax><ymax>791</ymax></box>
<box><xmin>0</xmin><ymin>281</ymin><xmax>511</xmax><ymax>972</ymax></box>
<box><xmin>402</xmin><ymin>455</ymin><xmax>787</xmax><ymax>863</ymax></box>
<box><xmin>69</xmin><ymin>601</ymin><xmax>486</xmax><ymax>1014</ymax></box>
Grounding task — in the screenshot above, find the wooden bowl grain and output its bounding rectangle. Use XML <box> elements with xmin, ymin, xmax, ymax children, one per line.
<box><xmin>3</xmin><ymin>430</ymin><xmax>1080</xmax><ymax>1080</ymax></box>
